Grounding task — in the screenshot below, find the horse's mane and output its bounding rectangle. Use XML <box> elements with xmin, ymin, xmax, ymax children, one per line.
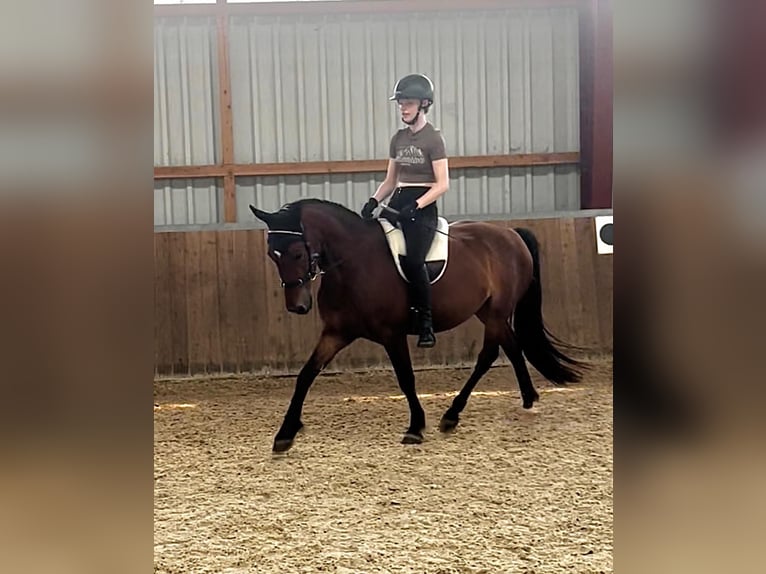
<box><xmin>274</xmin><ymin>198</ymin><xmax>366</xmax><ymax>231</ymax></box>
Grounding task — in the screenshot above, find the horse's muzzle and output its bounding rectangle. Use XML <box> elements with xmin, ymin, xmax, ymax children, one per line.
<box><xmin>288</xmin><ymin>302</ymin><xmax>311</xmax><ymax>315</ymax></box>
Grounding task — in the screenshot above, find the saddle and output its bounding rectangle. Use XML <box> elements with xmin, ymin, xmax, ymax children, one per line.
<box><xmin>377</xmin><ymin>217</ymin><xmax>450</xmax><ymax>284</ymax></box>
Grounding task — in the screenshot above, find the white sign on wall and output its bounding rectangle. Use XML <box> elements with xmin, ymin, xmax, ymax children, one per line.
<box><xmin>595</xmin><ymin>215</ymin><xmax>613</xmax><ymax>254</ymax></box>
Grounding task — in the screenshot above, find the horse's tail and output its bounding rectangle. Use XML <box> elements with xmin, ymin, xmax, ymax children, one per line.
<box><xmin>512</xmin><ymin>227</ymin><xmax>584</xmax><ymax>384</ymax></box>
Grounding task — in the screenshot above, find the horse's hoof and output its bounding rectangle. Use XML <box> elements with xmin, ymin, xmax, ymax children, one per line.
<box><xmin>401</xmin><ymin>432</ymin><xmax>423</xmax><ymax>445</ymax></box>
<box><xmin>522</xmin><ymin>392</ymin><xmax>540</xmax><ymax>409</ymax></box>
<box><xmin>439</xmin><ymin>417</ymin><xmax>459</xmax><ymax>433</ymax></box>
<box><xmin>272</xmin><ymin>438</ymin><xmax>294</xmax><ymax>453</ymax></box>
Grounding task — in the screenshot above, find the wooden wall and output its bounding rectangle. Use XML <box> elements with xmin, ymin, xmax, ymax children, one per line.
<box><xmin>154</xmin><ymin>216</ymin><xmax>612</xmax><ymax>377</ymax></box>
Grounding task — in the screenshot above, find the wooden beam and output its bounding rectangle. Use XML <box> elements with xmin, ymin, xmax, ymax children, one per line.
<box><xmin>154</xmin><ymin>153</ymin><xmax>580</xmax><ymax>180</ymax></box>
<box><xmin>222</xmin><ymin>174</ymin><xmax>237</xmax><ymax>221</ymax></box>
<box><xmin>155</xmin><ymin>0</ymin><xmax>585</xmax><ymax>19</ymax></box>
<box><xmin>154</xmin><ymin>165</ymin><xmax>228</xmax><ymax>179</ymax></box>
<box><xmin>450</xmin><ymin>152</ymin><xmax>580</xmax><ymax>169</ymax></box>
<box><xmin>216</xmin><ymin>6</ymin><xmax>237</xmax><ymax>222</ymax></box>
<box><xmin>579</xmin><ymin>0</ymin><xmax>612</xmax><ymax>209</ymax></box>
<box><xmin>231</xmin><ymin>159</ymin><xmax>387</xmax><ymax>177</ymax></box>
<box><xmin>714</xmin><ymin>0</ymin><xmax>766</xmax><ymax>144</ymax></box>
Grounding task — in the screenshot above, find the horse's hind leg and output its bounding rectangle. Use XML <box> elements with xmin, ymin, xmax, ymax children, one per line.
<box><xmin>439</xmin><ymin>331</ymin><xmax>500</xmax><ymax>432</ymax></box>
<box><xmin>500</xmin><ymin>322</ymin><xmax>539</xmax><ymax>409</ymax></box>
<box><xmin>384</xmin><ymin>336</ymin><xmax>426</xmax><ymax>444</ymax></box>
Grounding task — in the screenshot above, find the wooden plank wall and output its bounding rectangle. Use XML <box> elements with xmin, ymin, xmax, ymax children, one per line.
<box><xmin>154</xmin><ymin>217</ymin><xmax>612</xmax><ymax>377</ymax></box>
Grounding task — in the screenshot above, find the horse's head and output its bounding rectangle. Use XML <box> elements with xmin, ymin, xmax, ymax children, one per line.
<box><xmin>250</xmin><ymin>204</ymin><xmax>320</xmax><ymax>315</ymax></box>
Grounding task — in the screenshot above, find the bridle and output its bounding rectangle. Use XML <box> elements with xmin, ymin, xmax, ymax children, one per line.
<box><xmin>266</xmin><ymin>226</ymin><xmax>322</xmax><ymax>289</ymax></box>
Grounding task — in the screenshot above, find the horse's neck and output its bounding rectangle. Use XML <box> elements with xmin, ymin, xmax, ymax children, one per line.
<box><xmin>304</xmin><ymin>207</ymin><xmax>359</xmax><ymax>245</ymax></box>
<box><xmin>303</xmin><ymin>208</ymin><xmax>376</xmax><ymax>277</ymax></box>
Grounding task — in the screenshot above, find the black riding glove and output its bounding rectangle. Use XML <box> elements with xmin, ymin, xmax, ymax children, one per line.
<box><xmin>397</xmin><ymin>202</ymin><xmax>420</xmax><ymax>223</ymax></box>
<box><xmin>360</xmin><ymin>197</ymin><xmax>379</xmax><ymax>219</ymax></box>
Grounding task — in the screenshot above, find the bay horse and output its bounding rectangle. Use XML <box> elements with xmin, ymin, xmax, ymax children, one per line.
<box><xmin>250</xmin><ymin>199</ymin><xmax>582</xmax><ymax>452</ymax></box>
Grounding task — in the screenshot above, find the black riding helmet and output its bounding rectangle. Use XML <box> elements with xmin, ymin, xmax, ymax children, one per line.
<box><xmin>389</xmin><ymin>73</ymin><xmax>434</xmax><ymax>124</ymax></box>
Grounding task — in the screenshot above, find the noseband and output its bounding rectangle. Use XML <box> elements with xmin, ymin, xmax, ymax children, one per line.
<box><xmin>267</xmin><ymin>227</ymin><xmax>322</xmax><ymax>289</ymax></box>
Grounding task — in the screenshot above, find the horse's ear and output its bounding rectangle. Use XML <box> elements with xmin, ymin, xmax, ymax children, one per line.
<box><xmin>249</xmin><ymin>205</ymin><xmax>272</xmax><ymax>223</ymax></box>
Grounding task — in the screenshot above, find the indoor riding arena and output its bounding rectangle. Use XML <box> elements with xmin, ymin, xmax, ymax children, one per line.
<box><xmin>154</xmin><ymin>1</ymin><xmax>613</xmax><ymax>573</ymax></box>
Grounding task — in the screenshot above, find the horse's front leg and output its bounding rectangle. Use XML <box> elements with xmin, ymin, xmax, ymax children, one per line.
<box><xmin>273</xmin><ymin>330</ymin><xmax>350</xmax><ymax>453</ymax></box>
<box><xmin>384</xmin><ymin>336</ymin><xmax>426</xmax><ymax>444</ymax></box>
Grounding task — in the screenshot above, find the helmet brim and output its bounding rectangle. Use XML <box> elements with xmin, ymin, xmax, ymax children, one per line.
<box><xmin>390</xmin><ymin>95</ymin><xmax>431</xmax><ymax>102</ymax></box>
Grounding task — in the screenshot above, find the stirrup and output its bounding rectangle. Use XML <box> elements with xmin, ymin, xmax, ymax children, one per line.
<box><xmin>417</xmin><ymin>328</ymin><xmax>436</xmax><ymax>348</ymax></box>
<box><xmin>416</xmin><ymin>312</ymin><xmax>435</xmax><ymax>348</ymax></box>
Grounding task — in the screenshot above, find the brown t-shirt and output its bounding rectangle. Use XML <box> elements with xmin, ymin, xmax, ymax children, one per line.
<box><xmin>388</xmin><ymin>123</ymin><xmax>447</xmax><ymax>183</ymax></box>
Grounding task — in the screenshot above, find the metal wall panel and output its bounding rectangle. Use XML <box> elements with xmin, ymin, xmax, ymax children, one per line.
<box><xmin>235</xmin><ymin>165</ymin><xmax>579</xmax><ymax>223</ymax></box>
<box><xmin>229</xmin><ymin>7</ymin><xmax>580</xmax><ymax>221</ymax></box>
<box><xmin>154</xmin><ymin>17</ymin><xmax>221</xmax><ymax>224</ymax></box>
<box><xmin>154</xmin><ymin>178</ymin><xmax>223</xmax><ymax>226</ymax></box>
<box><xmin>154</xmin><ymin>16</ymin><xmax>220</xmax><ymax>166</ymax></box>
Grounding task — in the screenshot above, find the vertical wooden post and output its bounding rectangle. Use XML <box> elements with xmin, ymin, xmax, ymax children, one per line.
<box><xmin>216</xmin><ymin>1</ymin><xmax>237</xmax><ymax>222</ymax></box>
<box><xmin>714</xmin><ymin>1</ymin><xmax>766</xmax><ymax>144</ymax></box>
<box><xmin>579</xmin><ymin>0</ymin><xmax>613</xmax><ymax>209</ymax></box>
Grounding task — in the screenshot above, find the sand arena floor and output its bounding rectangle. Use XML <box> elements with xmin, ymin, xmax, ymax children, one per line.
<box><xmin>155</xmin><ymin>359</ymin><xmax>613</xmax><ymax>573</ymax></box>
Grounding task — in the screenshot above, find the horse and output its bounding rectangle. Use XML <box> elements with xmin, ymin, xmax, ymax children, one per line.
<box><xmin>250</xmin><ymin>199</ymin><xmax>583</xmax><ymax>452</ymax></box>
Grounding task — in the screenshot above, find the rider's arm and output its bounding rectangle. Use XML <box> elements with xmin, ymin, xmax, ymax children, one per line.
<box><xmin>416</xmin><ymin>157</ymin><xmax>449</xmax><ymax>208</ymax></box>
<box><xmin>415</xmin><ymin>130</ymin><xmax>449</xmax><ymax>208</ymax></box>
<box><xmin>372</xmin><ymin>158</ymin><xmax>400</xmax><ymax>203</ymax></box>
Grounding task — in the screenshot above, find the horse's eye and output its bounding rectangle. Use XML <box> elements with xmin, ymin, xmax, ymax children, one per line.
<box><xmin>293</xmin><ymin>252</ymin><xmax>302</xmax><ymax>261</ymax></box>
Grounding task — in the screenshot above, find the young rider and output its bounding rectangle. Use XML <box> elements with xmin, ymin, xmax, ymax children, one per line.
<box><xmin>360</xmin><ymin>73</ymin><xmax>450</xmax><ymax>348</ymax></box>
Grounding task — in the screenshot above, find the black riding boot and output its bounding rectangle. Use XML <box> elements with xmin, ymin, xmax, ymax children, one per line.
<box><xmin>410</xmin><ymin>264</ymin><xmax>436</xmax><ymax>348</ymax></box>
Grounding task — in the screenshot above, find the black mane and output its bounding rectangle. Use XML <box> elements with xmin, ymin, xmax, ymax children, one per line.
<box><xmin>270</xmin><ymin>198</ymin><xmax>365</xmax><ymax>231</ymax></box>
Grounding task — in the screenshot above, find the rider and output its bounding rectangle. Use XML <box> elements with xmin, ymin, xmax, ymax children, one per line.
<box><xmin>360</xmin><ymin>73</ymin><xmax>450</xmax><ymax>348</ymax></box>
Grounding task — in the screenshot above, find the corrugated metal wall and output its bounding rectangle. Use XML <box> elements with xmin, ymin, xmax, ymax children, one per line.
<box><xmin>228</xmin><ymin>8</ymin><xmax>580</xmax><ymax>221</ymax></box>
<box><xmin>154</xmin><ymin>7</ymin><xmax>580</xmax><ymax>225</ymax></box>
<box><xmin>154</xmin><ymin>16</ymin><xmax>221</xmax><ymax>225</ymax></box>
<box><xmin>154</xmin><ymin>178</ymin><xmax>223</xmax><ymax>226</ymax></box>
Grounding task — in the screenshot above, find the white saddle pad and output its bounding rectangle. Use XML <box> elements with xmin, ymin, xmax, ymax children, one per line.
<box><xmin>377</xmin><ymin>217</ymin><xmax>450</xmax><ymax>284</ymax></box>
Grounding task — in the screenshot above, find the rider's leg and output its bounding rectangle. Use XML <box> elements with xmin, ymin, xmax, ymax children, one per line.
<box><xmin>401</xmin><ymin>206</ymin><xmax>437</xmax><ymax>348</ymax></box>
